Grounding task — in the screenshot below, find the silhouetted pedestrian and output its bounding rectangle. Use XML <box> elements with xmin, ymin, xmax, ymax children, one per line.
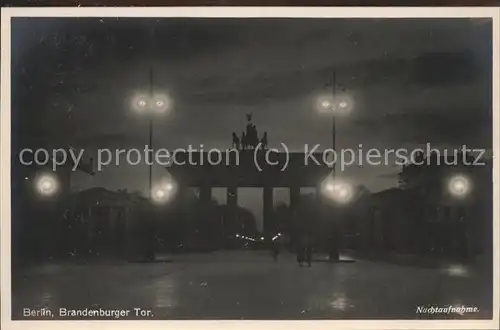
<box><xmin>305</xmin><ymin>245</ymin><xmax>312</xmax><ymax>267</ymax></box>
<box><xmin>297</xmin><ymin>246</ymin><xmax>305</xmax><ymax>266</ymax></box>
<box><xmin>296</xmin><ymin>236</ymin><xmax>306</xmax><ymax>267</ymax></box>
<box><xmin>271</xmin><ymin>239</ymin><xmax>280</xmax><ymax>261</ymax></box>
<box><xmin>328</xmin><ymin>232</ymin><xmax>340</xmax><ymax>261</ymax></box>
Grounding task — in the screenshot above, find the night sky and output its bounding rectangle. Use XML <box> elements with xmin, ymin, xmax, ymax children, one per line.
<box><xmin>11</xmin><ymin>18</ymin><xmax>493</xmax><ymax>227</ymax></box>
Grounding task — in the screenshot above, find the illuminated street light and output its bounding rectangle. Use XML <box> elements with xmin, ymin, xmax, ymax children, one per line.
<box><xmin>325</xmin><ymin>182</ymin><xmax>335</xmax><ymax>193</ymax></box>
<box><xmin>151</xmin><ymin>178</ymin><xmax>176</xmax><ymax>204</ymax></box>
<box><xmin>447</xmin><ymin>174</ymin><xmax>472</xmax><ymax>199</ymax></box>
<box><xmin>316</xmin><ymin>71</ymin><xmax>355</xmax><ymax>262</ymax></box>
<box><xmin>153</xmin><ymin>188</ymin><xmax>166</xmax><ymax>201</ymax></box>
<box><xmin>151</xmin><ymin>186</ymin><xmax>169</xmax><ymax>204</ymax></box>
<box><xmin>314</xmin><ymin>92</ymin><xmax>354</xmax><ymax>117</ymax></box>
<box><xmin>151</xmin><ymin>93</ymin><xmax>173</xmax><ymax>115</ymax></box>
<box><xmin>315</xmin><ymin>93</ymin><xmax>335</xmax><ymax>114</ymax></box>
<box><xmin>129</xmin><ymin>80</ymin><xmax>173</xmax><ymax>204</ymax></box>
<box><xmin>238</xmin><ymin>235</ymin><xmax>256</xmax><ymax>242</ymax></box>
<box><xmin>131</xmin><ymin>92</ymin><xmax>173</xmax><ymax>116</ymax></box>
<box><xmin>165</xmin><ymin>182</ymin><xmax>174</xmax><ymax>192</ymax></box>
<box><xmin>159</xmin><ymin>177</ymin><xmax>176</xmax><ymax>192</ymax></box>
<box><xmin>322</xmin><ymin>178</ymin><xmax>354</xmax><ymax>205</ymax></box>
<box><xmin>131</xmin><ymin>93</ymin><xmax>150</xmax><ymax>113</ymax></box>
<box><xmin>34</xmin><ymin>173</ymin><xmax>59</xmax><ymax>197</ymax></box>
<box><xmin>335</xmin><ymin>93</ymin><xmax>354</xmax><ymax>116</ymax></box>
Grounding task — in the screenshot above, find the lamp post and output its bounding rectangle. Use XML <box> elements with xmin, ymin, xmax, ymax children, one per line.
<box><xmin>316</xmin><ymin>69</ymin><xmax>354</xmax><ymax>261</ymax></box>
<box><xmin>148</xmin><ymin>68</ymin><xmax>154</xmax><ymax>201</ymax></box>
<box><xmin>130</xmin><ymin>69</ymin><xmax>172</xmax><ymax>261</ymax></box>
<box><xmin>331</xmin><ymin>71</ymin><xmax>337</xmax><ymax>178</ymax></box>
<box><xmin>131</xmin><ymin>70</ymin><xmax>172</xmax><ymax>199</ymax></box>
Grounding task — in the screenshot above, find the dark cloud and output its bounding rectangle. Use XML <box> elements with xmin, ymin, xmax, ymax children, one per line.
<box><xmin>186</xmin><ymin>48</ymin><xmax>488</xmax><ymax>107</ymax></box>
<box><xmin>72</xmin><ymin>132</ymin><xmax>147</xmax><ymax>150</ymax></box>
<box><xmin>352</xmin><ymin>108</ymin><xmax>492</xmax><ymax>147</ymax></box>
<box><xmin>412</xmin><ymin>51</ymin><xmax>481</xmax><ymax>86</ymax></box>
<box><xmin>12</xmin><ymin>18</ymin><xmax>245</xmax><ymax>62</ymax></box>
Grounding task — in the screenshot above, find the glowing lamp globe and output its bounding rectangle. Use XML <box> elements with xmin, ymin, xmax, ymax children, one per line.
<box><xmin>152</xmin><ymin>187</ymin><xmax>168</xmax><ymax>204</ymax></box>
<box><xmin>151</xmin><ymin>93</ymin><xmax>173</xmax><ymax>115</ymax></box>
<box><xmin>322</xmin><ymin>178</ymin><xmax>354</xmax><ymax>204</ymax></box>
<box><xmin>35</xmin><ymin>173</ymin><xmax>59</xmax><ymax>196</ymax></box>
<box><xmin>151</xmin><ymin>178</ymin><xmax>177</xmax><ymax>204</ymax></box>
<box><xmin>335</xmin><ymin>93</ymin><xmax>354</xmax><ymax>116</ymax></box>
<box><xmin>131</xmin><ymin>94</ymin><xmax>150</xmax><ymax>113</ymax></box>
<box><xmin>315</xmin><ymin>94</ymin><xmax>336</xmax><ymax>114</ymax></box>
<box><xmin>447</xmin><ymin>174</ymin><xmax>471</xmax><ymax>199</ymax></box>
<box><xmin>165</xmin><ymin>182</ymin><xmax>174</xmax><ymax>192</ymax></box>
<box><xmin>333</xmin><ymin>182</ymin><xmax>354</xmax><ymax>204</ymax></box>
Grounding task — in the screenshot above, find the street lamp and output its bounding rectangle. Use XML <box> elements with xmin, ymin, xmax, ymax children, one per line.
<box><xmin>315</xmin><ymin>93</ymin><xmax>336</xmax><ymax>115</ymax></box>
<box><xmin>130</xmin><ymin>72</ymin><xmax>173</xmax><ymax>262</ymax></box>
<box><xmin>151</xmin><ymin>178</ymin><xmax>177</xmax><ymax>205</ymax></box>
<box><xmin>315</xmin><ymin>90</ymin><xmax>354</xmax><ymax>169</ymax></box>
<box><xmin>130</xmin><ymin>73</ymin><xmax>173</xmax><ymax>201</ymax></box>
<box><xmin>152</xmin><ymin>187</ymin><xmax>167</xmax><ymax>204</ymax></box>
<box><xmin>34</xmin><ymin>173</ymin><xmax>59</xmax><ymax>197</ymax></box>
<box><xmin>316</xmin><ymin>92</ymin><xmax>354</xmax><ymax>117</ymax></box>
<box><xmin>322</xmin><ymin>178</ymin><xmax>354</xmax><ymax>205</ymax></box>
<box><xmin>447</xmin><ymin>174</ymin><xmax>472</xmax><ymax>200</ymax></box>
<box><xmin>132</xmin><ymin>92</ymin><xmax>173</xmax><ymax>116</ymax></box>
<box><xmin>315</xmin><ymin>72</ymin><xmax>355</xmax><ymax>262</ymax></box>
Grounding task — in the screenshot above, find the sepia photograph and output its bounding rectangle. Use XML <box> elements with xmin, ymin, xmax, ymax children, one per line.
<box><xmin>1</xmin><ymin>6</ymin><xmax>499</xmax><ymax>330</ymax></box>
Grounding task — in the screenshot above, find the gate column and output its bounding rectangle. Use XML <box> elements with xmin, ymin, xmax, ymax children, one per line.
<box><xmin>290</xmin><ymin>186</ymin><xmax>300</xmax><ymax>210</ymax></box>
<box><xmin>263</xmin><ymin>186</ymin><xmax>274</xmax><ymax>237</ymax></box>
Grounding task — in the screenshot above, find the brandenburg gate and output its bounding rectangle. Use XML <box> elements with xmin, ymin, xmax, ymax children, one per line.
<box><xmin>165</xmin><ymin>115</ymin><xmax>331</xmax><ymax>235</ymax></box>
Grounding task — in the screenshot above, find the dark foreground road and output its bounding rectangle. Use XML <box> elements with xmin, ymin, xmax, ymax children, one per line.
<box><xmin>11</xmin><ymin>251</ymin><xmax>493</xmax><ymax>320</ymax></box>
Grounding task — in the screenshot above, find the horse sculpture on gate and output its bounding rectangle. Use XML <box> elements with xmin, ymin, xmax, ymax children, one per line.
<box><xmin>232</xmin><ymin>113</ymin><xmax>268</xmax><ymax>150</ymax></box>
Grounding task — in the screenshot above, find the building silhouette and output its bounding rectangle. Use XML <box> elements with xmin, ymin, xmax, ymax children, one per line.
<box><xmin>360</xmin><ymin>151</ymin><xmax>493</xmax><ymax>258</ymax></box>
<box><xmin>11</xmin><ymin>151</ymin><xmax>95</xmax><ymax>261</ymax></box>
